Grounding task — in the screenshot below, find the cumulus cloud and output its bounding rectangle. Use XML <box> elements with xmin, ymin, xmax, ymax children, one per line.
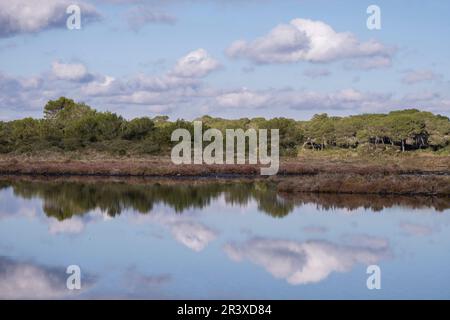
<box><xmin>170</xmin><ymin>221</ymin><xmax>217</xmax><ymax>252</ymax></box>
<box><xmin>402</xmin><ymin>70</ymin><xmax>442</xmax><ymax>85</ymax></box>
<box><xmin>0</xmin><ymin>72</ymin><xmax>49</xmax><ymax>118</ymax></box>
<box><xmin>171</xmin><ymin>49</ymin><xmax>221</xmax><ymax>78</ymax></box>
<box><xmin>80</xmin><ymin>49</ymin><xmax>218</xmax><ymax>105</ymax></box>
<box><xmin>2</xmin><ymin>62</ymin><xmax>450</xmax><ymax>121</ymax></box>
<box><xmin>215</xmin><ymin>87</ymin><xmax>391</xmax><ymax>111</ymax></box>
<box><xmin>226</xmin><ymin>18</ymin><xmax>394</xmax><ymax>67</ymax></box>
<box><xmin>80</xmin><ymin>75</ymin><xmax>119</xmax><ymax>96</ymax></box>
<box><xmin>80</xmin><ymin>49</ymin><xmax>219</xmax><ymax>109</ymax></box>
<box><xmin>2</xmin><ymin>47</ymin><xmax>450</xmax><ymax>120</ymax></box>
<box><xmin>0</xmin><ymin>47</ymin><xmax>222</xmax><ymax>118</ymax></box>
<box><xmin>126</xmin><ymin>6</ymin><xmax>176</xmax><ymax>31</ymax></box>
<box><xmin>0</xmin><ymin>0</ymin><xmax>100</xmax><ymax>38</ymax></box>
<box><xmin>52</xmin><ymin>61</ymin><xmax>93</xmax><ymax>82</ymax></box>
<box><xmin>397</xmin><ymin>90</ymin><xmax>450</xmax><ymax>114</ymax></box>
<box><xmin>129</xmin><ymin>73</ymin><xmax>200</xmax><ymax>92</ymax></box>
<box><xmin>0</xmin><ymin>256</ymin><xmax>94</xmax><ymax>299</ymax></box>
<box><xmin>216</xmin><ymin>88</ymin><xmax>271</xmax><ymax>108</ymax></box>
<box><xmin>402</xmin><ymin>91</ymin><xmax>441</xmax><ymax>102</ymax></box>
<box><xmin>113</xmin><ymin>85</ymin><xmax>204</xmax><ymax>106</ymax></box>
<box><xmin>224</xmin><ymin>236</ymin><xmax>389</xmax><ymax>285</ymax></box>
<box><xmin>116</xmin><ymin>91</ymin><xmax>165</xmax><ymax>105</ymax></box>
<box><xmin>128</xmin><ymin>210</ymin><xmax>218</xmax><ymax>252</ymax></box>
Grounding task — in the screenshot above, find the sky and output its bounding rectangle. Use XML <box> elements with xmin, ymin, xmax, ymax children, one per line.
<box><xmin>0</xmin><ymin>0</ymin><xmax>449</xmax><ymax>120</ymax></box>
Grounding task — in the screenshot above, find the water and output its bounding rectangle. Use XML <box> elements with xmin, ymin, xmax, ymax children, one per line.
<box><xmin>0</xmin><ymin>177</ymin><xmax>449</xmax><ymax>299</ymax></box>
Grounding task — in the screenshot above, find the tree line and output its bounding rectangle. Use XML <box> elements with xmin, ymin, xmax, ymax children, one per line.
<box><xmin>0</xmin><ymin>97</ymin><xmax>449</xmax><ymax>156</ymax></box>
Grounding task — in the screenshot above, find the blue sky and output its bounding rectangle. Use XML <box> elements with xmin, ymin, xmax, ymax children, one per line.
<box><xmin>0</xmin><ymin>0</ymin><xmax>449</xmax><ymax>120</ymax></box>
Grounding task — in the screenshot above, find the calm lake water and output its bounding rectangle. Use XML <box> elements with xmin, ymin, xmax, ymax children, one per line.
<box><xmin>0</xmin><ymin>177</ymin><xmax>449</xmax><ymax>299</ymax></box>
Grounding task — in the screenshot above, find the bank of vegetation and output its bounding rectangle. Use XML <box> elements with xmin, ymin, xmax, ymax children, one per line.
<box><xmin>1</xmin><ymin>97</ymin><xmax>450</xmax><ymax>196</ymax></box>
<box><xmin>0</xmin><ymin>97</ymin><xmax>449</xmax><ymax>156</ymax></box>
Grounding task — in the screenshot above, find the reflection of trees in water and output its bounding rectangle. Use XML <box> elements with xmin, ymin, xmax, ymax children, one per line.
<box><xmin>1</xmin><ymin>178</ymin><xmax>448</xmax><ymax>221</ymax></box>
<box><xmin>279</xmin><ymin>193</ymin><xmax>450</xmax><ymax>212</ymax></box>
<box><xmin>222</xmin><ymin>182</ymin><xmax>294</xmax><ymax>218</ymax></box>
<box><xmin>4</xmin><ymin>179</ymin><xmax>292</xmax><ymax>220</ymax></box>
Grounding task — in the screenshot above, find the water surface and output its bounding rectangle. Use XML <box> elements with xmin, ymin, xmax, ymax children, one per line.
<box><xmin>0</xmin><ymin>177</ymin><xmax>449</xmax><ymax>299</ymax></box>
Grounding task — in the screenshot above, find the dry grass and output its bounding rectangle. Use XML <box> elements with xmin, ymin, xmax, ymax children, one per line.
<box><xmin>273</xmin><ymin>174</ymin><xmax>450</xmax><ymax>195</ymax></box>
<box><xmin>0</xmin><ymin>153</ymin><xmax>448</xmax><ymax>176</ymax></box>
<box><xmin>0</xmin><ymin>153</ymin><xmax>449</xmax><ymax>195</ymax></box>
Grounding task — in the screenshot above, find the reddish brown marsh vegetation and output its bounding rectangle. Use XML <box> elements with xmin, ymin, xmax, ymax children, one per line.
<box><xmin>0</xmin><ymin>154</ymin><xmax>449</xmax><ymax>195</ymax></box>
<box><xmin>273</xmin><ymin>174</ymin><xmax>450</xmax><ymax>196</ymax></box>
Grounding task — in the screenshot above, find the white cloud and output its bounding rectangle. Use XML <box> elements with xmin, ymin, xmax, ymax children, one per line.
<box><xmin>147</xmin><ymin>104</ymin><xmax>173</xmax><ymax>114</ymax></box>
<box><xmin>116</xmin><ymin>91</ymin><xmax>164</xmax><ymax>104</ymax></box>
<box><xmin>3</xmin><ymin>62</ymin><xmax>450</xmax><ymax>121</ymax></box>
<box><xmin>170</xmin><ymin>221</ymin><xmax>217</xmax><ymax>252</ymax></box>
<box><xmin>126</xmin><ymin>6</ymin><xmax>176</xmax><ymax>31</ymax></box>
<box><xmin>402</xmin><ymin>91</ymin><xmax>441</xmax><ymax>102</ymax></box>
<box><xmin>214</xmin><ymin>87</ymin><xmax>390</xmax><ymax>111</ymax></box>
<box><xmin>130</xmin><ymin>74</ymin><xmax>199</xmax><ymax>92</ymax></box>
<box><xmin>227</xmin><ymin>22</ymin><xmax>310</xmax><ymax>63</ymax></box>
<box><xmin>334</xmin><ymin>88</ymin><xmax>364</xmax><ymax>102</ymax></box>
<box><xmin>128</xmin><ymin>210</ymin><xmax>218</xmax><ymax>252</ymax></box>
<box><xmin>0</xmin><ymin>0</ymin><xmax>100</xmax><ymax>38</ymax></box>
<box><xmin>52</xmin><ymin>61</ymin><xmax>92</xmax><ymax>82</ymax></box>
<box><xmin>80</xmin><ymin>76</ymin><xmax>118</xmax><ymax>96</ymax></box>
<box><xmin>79</xmin><ymin>50</ymin><xmax>219</xmax><ymax>109</ymax></box>
<box><xmin>171</xmin><ymin>49</ymin><xmax>221</xmax><ymax>78</ymax></box>
<box><xmin>2</xmin><ymin>49</ymin><xmax>450</xmax><ymax>120</ymax></box>
<box><xmin>80</xmin><ymin>50</ymin><xmax>218</xmax><ymax>107</ymax></box>
<box><xmin>402</xmin><ymin>70</ymin><xmax>442</xmax><ymax>85</ymax></box>
<box><xmin>0</xmin><ymin>257</ymin><xmax>82</xmax><ymax>299</ymax></box>
<box><xmin>216</xmin><ymin>88</ymin><xmax>271</xmax><ymax>108</ymax></box>
<box><xmin>226</xmin><ymin>18</ymin><xmax>393</xmax><ymax>67</ymax></box>
<box><xmin>224</xmin><ymin>236</ymin><xmax>389</xmax><ymax>285</ymax></box>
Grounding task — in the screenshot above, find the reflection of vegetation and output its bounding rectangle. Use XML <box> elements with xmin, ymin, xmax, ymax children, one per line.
<box><xmin>275</xmin><ymin>174</ymin><xmax>450</xmax><ymax>196</ymax></box>
<box><xmin>1</xmin><ymin>178</ymin><xmax>448</xmax><ymax>221</ymax></box>
<box><xmin>280</xmin><ymin>193</ymin><xmax>450</xmax><ymax>212</ymax></box>
<box><xmin>5</xmin><ymin>179</ymin><xmax>292</xmax><ymax>220</ymax></box>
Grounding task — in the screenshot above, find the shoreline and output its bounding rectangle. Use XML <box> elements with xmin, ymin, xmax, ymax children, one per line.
<box><xmin>2</xmin><ymin>175</ymin><xmax>449</xmax><ymax>213</ymax></box>
<box><xmin>1</xmin><ymin>154</ymin><xmax>449</xmax><ymax>174</ymax></box>
<box><xmin>1</xmin><ymin>155</ymin><xmax>449</xmax><ymax>196</ymax></box>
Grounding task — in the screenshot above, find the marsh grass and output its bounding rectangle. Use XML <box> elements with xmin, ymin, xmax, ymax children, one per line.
<box><xmin>0</xmin><ymin>152</ymin><xmax>449</xmax><ymax>195</ymax></box>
